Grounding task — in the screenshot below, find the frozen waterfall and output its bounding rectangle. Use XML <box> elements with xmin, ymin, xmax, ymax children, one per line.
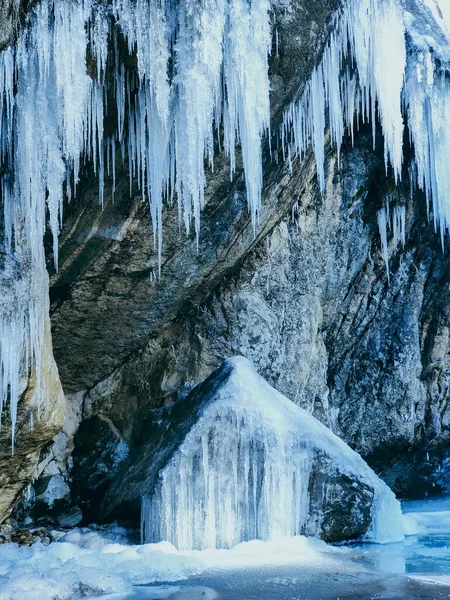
<box><xmin>1</xmin><ymin>0</ymin><xmax>450</xmax><ymax>445</ymax></box>
<box><xmin>141</xmin><ymin>357</ymin><xmax>404</xmax><ymax>551</ymax></box>
<box><xmin>0</xmin><ymin>0</ymin><xmax>272</xmax><ymax>445</ymax></box>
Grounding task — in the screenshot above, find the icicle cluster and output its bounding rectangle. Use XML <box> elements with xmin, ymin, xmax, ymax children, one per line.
<box><xmin>0</xmin><ymin>0</ymin><xmax>94</xmax><ymax>448</ymax></box>
<box><xmin>281</xmin><ymin>0</ymin><xmax>406</xmax><ymax>191</ymax></box>
<box><xmin>142</xmin><ymin>406</ymin><xmax>312</xmax><ymax>550</ymax></box>
<box><xmin>114</xmin><ymin>0</ymin><xmax>270</xmax><ymax>258</ymax></box>
<box><xmin>281</xmin><ymin>0</ymin><xmax>450</xmax><ymax>252</ymax></box>
<box><xmin>0</xmin><ymin>0</ymin><xmax>272</xmax><ymax>446</ymax></box>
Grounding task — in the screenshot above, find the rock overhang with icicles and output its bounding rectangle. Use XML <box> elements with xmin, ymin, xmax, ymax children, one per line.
<box><xmin>101</xmin><ymin>356</ymin><xmax>404</xmax><ymax>549</ymax></box>
<box><xmin>2</xmin><ymin>0</ymin><xmax>450</xmax><ymax>436</ymax></box>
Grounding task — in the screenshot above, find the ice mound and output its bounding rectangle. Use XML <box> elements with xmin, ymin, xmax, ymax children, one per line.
<box><xmin>104</xmin><ymin>357</ymin><xmax>404</xmax><ymax>549</ymax></box>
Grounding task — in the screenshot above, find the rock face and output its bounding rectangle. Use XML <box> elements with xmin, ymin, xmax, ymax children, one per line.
<box><xmin>101</xmin><ymin>357</ymin><xmax>402</xmax><ymax>546</ymax></box>
<box><xmin>1</xmin><ymin>0</ymin><xmax>450</xmax><ymax>529</ymax></box>
<box><xmin>0</xmin><ymin>318</ymin><xmax>65</xmax><ymax>523</ymax></box>
<box><xmin>0</xmin><ymin>0</ymin><xmax>17</xmax><ymax>51</ymax></box>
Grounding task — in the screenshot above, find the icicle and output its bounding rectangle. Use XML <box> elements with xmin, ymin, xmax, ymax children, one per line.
<box><xmin>280</xmin><ymin>0</ymin><xmax>450</xmax><ymax>254</ymax></box>
<box><xmin>223</xmin><ymin>0</ymin><xmax>271</xmax><ymax>230</ymax></box>
<box><xmin>0</xmin><ymin>0</ymin><xmax>96</xmax><ymax>450</ymax></box>
<box><xmin>310</xmin><ymin>65</ymin><xmax>326</xmax><ymax>191</ymax></box>
<box><xmin>172</xmin><ymin>0</ymin><xmax>226</xmax><ymax>238</ymax></box>
<box><xmin>377</xmin><ymin>202</ymin><xmax>406</xmax><ymax>282</ymax></box>
<box><xmin>378</xmin><ymin>207</ymin><xmax>390</xmax><ymax>283</ymax></box>
<box><xmin>392</xmin><ymin>205</ymin><xmax>406</xmax><ymax>249</ymax></box>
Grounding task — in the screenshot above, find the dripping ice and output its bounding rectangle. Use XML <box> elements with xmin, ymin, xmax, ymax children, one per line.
<box><xmin>377</xmin><ymin>202</ymin><xmax>406</xmax><ymax>282</ymax></box>
<box><xmin>0</xmin><ymin>0</ymin><xmax>272</xmax><ymax>443</ymax></box>
<box><xmin>1</xmin><ymin>0</ymin><xmax>450</xmax><ymax>446</ymax></box>
<box><xmin>0</xmin><ymin>0</ymin><xmax>94</xmax><ymax>449</ymax></box>
<box><xmin>141</xmin><ymin>357</ymin><xmax>404</xmax><ymax>551</ymax></box>
<box><xmin>282</xmin><ymin>0</ymin><xmax>450</xmax><ymax>253</ymax></box>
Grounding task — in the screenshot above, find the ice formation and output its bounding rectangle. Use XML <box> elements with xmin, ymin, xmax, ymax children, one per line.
<box><xmin>1</xmin><ymin>0</ymin><xmax>450</xmax><ymax>445</ymax></box>
<box><xmin>141</xmin><ymin>357</ymin><xmax>404</xmax><ymax>550</ymax></box>
<box><xmin>377</xmin><ymin>202</ymin><xmax>406</xmax><ymax>281</ymax></box>
<box><xmin>282</xmin><ymin>0</ymin><xmax>450</xmax><ymax>251</ymax></box>
<box><xmin>0</xmin><ymin>0</ymin><xmax>272</xmax><ymax>444</ymax></box>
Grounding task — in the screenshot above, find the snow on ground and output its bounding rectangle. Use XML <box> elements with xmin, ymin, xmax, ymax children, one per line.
<box><xmin>0</xmin><ymin>527</ymin><xmax>355</xmax><ymax>600</ymax></box>
<box><xmin>0</xmin><ymin>499</ymin><xmax>449</xmax><ymax>600</ymax></box>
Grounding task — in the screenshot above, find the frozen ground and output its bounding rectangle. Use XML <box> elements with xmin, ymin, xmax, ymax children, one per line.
<box><xmin>0</xmin><ymin>498</ymin><xmax>449</xmax><ymax>600</ymax></box>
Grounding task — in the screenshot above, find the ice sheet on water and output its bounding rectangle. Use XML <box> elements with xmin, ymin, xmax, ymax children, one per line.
<box><xmin>409</xmin><ymin>574</ymin><xmax>450</xmax><ymax>586</ymax></box>
<box><xmin>402</xmin><ymin>503</ymin><xmax>450</xmax><ymax>536</ymax></box>
<box><xmin>402</xmin><ymin>497</ymin><xmax>450</xmax><ymax>535</ymax></box>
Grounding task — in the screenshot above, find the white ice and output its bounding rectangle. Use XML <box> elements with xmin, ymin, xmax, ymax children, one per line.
<box><xmin>0</xmin><ymin>525</ymin><xmax>368</xmax><ymax>600</ymax></box>
<box><xmin>141</xmin><ymin>357</ymin><xmax>403</xmax><ymax>551</ymax></box>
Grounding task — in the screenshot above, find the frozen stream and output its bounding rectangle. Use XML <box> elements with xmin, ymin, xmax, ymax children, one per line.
<box><xmin>1</xmin><ymin>498</ymin><xmax>449</xmax><ymax>599</ymax></box>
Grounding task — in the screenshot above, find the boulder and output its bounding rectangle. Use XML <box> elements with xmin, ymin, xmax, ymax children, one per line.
<box><xmin>101</xmin><ymin>357</ymin><xmax>403</xmax><ymax>548</ymax></box>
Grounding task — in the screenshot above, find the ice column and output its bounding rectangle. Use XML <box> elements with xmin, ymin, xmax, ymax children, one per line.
<box><xmin>141</xmin><ymin>406</ymin><xmax>311</xmax><ymax>551</ymax></box>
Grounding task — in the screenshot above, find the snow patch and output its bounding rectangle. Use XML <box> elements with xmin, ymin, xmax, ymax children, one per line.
<box><xmin>0</xmin><ymin>527</ymin><xmax>353</xmax><ymax>600</ymax></box>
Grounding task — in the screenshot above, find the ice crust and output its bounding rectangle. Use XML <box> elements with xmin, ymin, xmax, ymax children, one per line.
<box><xmin>141</xmin><ymin>357</ymin><xmax>404</xmax><ymax>550</ymax></box>
<box><xmin>1</xmin><ymin>0</ymin><xmax>450</xmax><ymax>447</ymax></box>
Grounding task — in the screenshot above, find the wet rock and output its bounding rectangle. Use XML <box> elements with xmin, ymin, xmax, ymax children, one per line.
<box><xmin>76</xmin><ymin>130</ymin><xmax>450</xmax><ymax>505</ymax></box>
<box><xmin>9</xmin><ymin>527</ymin><xmax>45</xmax><ymax>546</ymax></box>
<box><xmin>55</xmin><ymin>506</ymin><xmax>83</xmax><ymax>527</ymax></box>
<box><xmin>49</xmin><ymin>0</ymin><xmax>340</xmax><ymax>394</ymax></box>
